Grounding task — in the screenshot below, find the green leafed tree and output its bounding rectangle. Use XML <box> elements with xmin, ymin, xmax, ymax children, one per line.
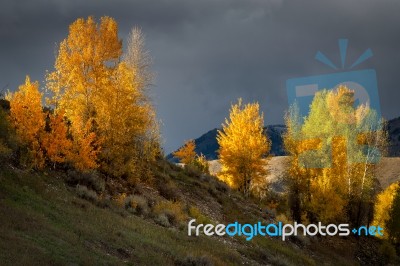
<box><xmin>284</xmin><ymin>86</ymin><xmax>387</xmax><ymax>224</ymax></box>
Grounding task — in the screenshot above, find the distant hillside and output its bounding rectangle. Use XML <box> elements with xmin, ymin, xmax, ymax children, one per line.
<box><xmin>167</xmin><ymin>125</ymin><xmax>287</xmax><ymax>162</ymax></box>
<box><xmin>168</xmin><ymin>117</ymin><xmax>400</xmax><ymax>162</ymax></box>
<box><xmin>388</xmin><ymin>117</ymin><xmax>400</xmax><ymax>156</ymax></box>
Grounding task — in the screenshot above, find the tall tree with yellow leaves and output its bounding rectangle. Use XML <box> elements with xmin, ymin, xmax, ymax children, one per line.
<box><xmin>46</xmin><ymin>16</ymin><xmax>121</xmax><ymax>172</ymax></box>
<box><xmin>7</xmin><ymin>76</ymin><xmax>46</xmax><ymax>169</ymax></box>
<box><xmin>95</xmin><ymin>62</ymin><xmax>151</xmax><ymax>177</ymax></box>
<box><xmin>217</xmin><ymin>99</ymin><xmax>270</xmax><ymax>197</ymax></box>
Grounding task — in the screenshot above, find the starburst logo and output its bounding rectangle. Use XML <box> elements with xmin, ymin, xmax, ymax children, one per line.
<box><xmin>286</xmin><ymin>39</ymin><xmax>381</xmax><ymax>121</ymax></box>
<box><xmin>286</xmin><ymin>39</ymin><xmax>382</xmax><ymax>169</ymax></box>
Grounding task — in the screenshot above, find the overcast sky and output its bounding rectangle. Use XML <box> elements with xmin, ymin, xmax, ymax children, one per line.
<box><xmin>1</xmin><ymin>0</ymin><xmax>400</xmax><ymax>153</ymax></box>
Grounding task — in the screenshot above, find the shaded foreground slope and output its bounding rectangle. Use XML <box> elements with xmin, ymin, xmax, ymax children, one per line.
<box><xmin>0</xmin><ymin>161</ymin><xmax>391</xmax><ymax>265</ymax></box>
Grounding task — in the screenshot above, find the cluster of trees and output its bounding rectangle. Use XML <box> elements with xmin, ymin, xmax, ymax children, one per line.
<box><xmin>173</xmin><ymin>139</ymin><xmax>209</xmax><ymax>174</ymax></box>
<box><xmin>0</xmin><ymin>16</ymin><xmax>160</xmax><ymax>182</ymax></box>
<box><xmin>166</xmin><ymin>80</ymin><xmax>398</xmax><ymax>236</ymax></box>
<box><xmin>173</xmin><ymin>98</ymin><xmax>271</xmax><ymax>198</ymax></box>
<box><xmin>204</xmin><ymin>87</ymin><xmax>398</xmax><ymax>244</ymax></box>
<box><xmin>283</xmin><ymin>86</ymin><xmax>400</xmax><ymax>242</ymax></box>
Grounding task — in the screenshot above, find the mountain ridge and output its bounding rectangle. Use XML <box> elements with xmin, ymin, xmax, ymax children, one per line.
<box><xmin>166</xmin><ymin>125</ymin><xmax>287</xmax><ymax>162</ymax></box>
<box><xmin>168</xmin><ymin>117</ymin><xmax>400</xmax><ymax>162</ymax></box>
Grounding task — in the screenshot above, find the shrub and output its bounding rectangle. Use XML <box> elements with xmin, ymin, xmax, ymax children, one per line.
<box><xmin>158</xmin><ymin>181</ymin><xmax>181</xmax><ymax>201</ymax></box>
<box><xmin>192</xmin><ymin>154</ymin><xmax>210</xmax><ymax>175</ymax></box>
<box><xmin>0</xmin><ymin>107</ymin><xmax>16</xmax><ymax>163</ymax></box>
<box><xmin>176</xmin><ymin>255</ymin><xmax>213</xmax><ymax>266</ymax></box>
<box><xmin>96</xmin><ymin>195</ymin><xmax>112</xmax><ymax>209</ymax></box>
<box><xmin>275</xmin><ymin>213</ymin><xmax>292</xmax><ymax>224</ymax></box>
<box><xmin>153</xmin><ymin>201</ymin><xmax>187</xmax><ymax>226</ymax></box>
<box><xmin>188</xmin><ymin>206</ymin><xmax>212</xmax><ymax>224</ymax></box>
<box><xmin>66</xmin><ymin>170</ymin><xmax>105</xmax><ymax>193</ymax></box>
<box><xmin>155</xmin><ymin>213</ymin><xmax>170</xmax><ymax>227</ymax></box>
<box><xmin>184</xmin><ymin>164</ymin><xmax>202</xmax><ymax>177</ymax></box>
<box><xmin>0</xmin><ymin>139</ymin><xmax>12</xmax><ymax>162</ymax></box>
<box><xmin>125</xmin><ymin>195</ymin><xmax>149</xmax><ymax>216</ymax></box>
<box><xmin>76</xmin><ymin>184</ymin><xmax>98</xmax><ymax>202</ymax></box>
<box><xmin>207</xmin><ymin>186</ymin><xmax>218</xmax><ymax>198</ymax></box>
<box><xmin>132</xmin><ymin>182</ymin><xmax>145</xmax><ymax>195</ymax></box>
<box><xmin>214</xmin><ymin>180</ymin><xmax>229</xmax><ymax>193</ymax></box>
<box><xmin>379</xmin><ymin>241</ymin><xmax>397</xmax><ymax>264</ymax></box>
<box><xmin>114</xmin><ymin>192</ymin><xmax>128</xmax><ymax>207</ymax></box>
<box><xmin>158</xmin><ymin>172</ymin><xmax>171</xmax><ymax>181</ymax></box>
<box><xmin>199</xmin><ymin>174</ymin><xmax>211</xmax><ymax>183</ymax></box>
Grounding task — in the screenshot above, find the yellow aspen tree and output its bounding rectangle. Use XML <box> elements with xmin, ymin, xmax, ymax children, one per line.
<box><xmin>42</xmin><ymin>110</ymin><xmax>72</xmax><ymax>167</ymax></box>
<box><xmin>284</xmin><ymin>104</ymin><xmax>323</xmax><ymax>222</ymax></box>
<box><xmin>373</xmin><ymin>182</ymin><xmax>400</xmax><ymax>239</ymax></box>
<box><xmin>7</xmin><ymin>76</ymin><xmax>46</xmax><ymax>169</ymax></box>
<box><xmin>217</xmin><ymin>99</ymin><xmax>270</xmax><ymax>197</ymax></box>
<box><xmin>46</xmin><ymin>16</ymin><xmax>122</xmax><ymax>171</ymax></box>
<box><xmin>173</xmin><ymin>139</ymin><xmax>196</xmax><ymax>165</ymax></box>
<box><xmin>95</xmin><ymin>62</ymin><xmax>150</xmax><ymax>177</ymax></box>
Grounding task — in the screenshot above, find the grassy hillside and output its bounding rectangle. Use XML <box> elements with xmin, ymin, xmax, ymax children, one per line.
<box><xmin>0</xmin><ymin>160</ymin><xmax>394</xmax><ymax>265</ymax></box>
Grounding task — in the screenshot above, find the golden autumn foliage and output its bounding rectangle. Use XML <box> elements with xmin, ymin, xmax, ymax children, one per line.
<box><xmin>7</xmin><ymin>76</ymin><xmax>46</xmax><ymax>169</ymax></box>
<box><xmin>46</xmin><ymin>16</ymin><xmax>121</xmax><ymax>172</ymax></box>
<box><xmin>217</xmin><ymin>99</ymin><xmax>270</xmax><ymax>196</ymax></box>
<box><xmin>46</xmin><ymin>16</ymin><xmax>122</xmax><ymax>118</ymax></box>
<box><xmin>373</xmin><ymin>182</ymin><xmax>400</xmax><ymax>239</ymax></box>
<box><xmin>173</xmin><ymin>139</ymin><xmax>196</xmax><ymax>165</ymax></box>
<box><xmin>46</xmin><ymin>16</ymin><xmax>159</xmax><ymax>177</ymax></box>
<box><xmin>6</xmin><ymin>77</ymin><xmax>100</xmax><ymax>172</ymax></box>
<box><xmin>2</xmin><ymin>16</ymin><xmax>162</xmax><ymax>179</ymax></box>
<box><xmin>67</xmin><ymin>118</ymin><xmax>99</xmax><ymax>172</ymax></box>
<box><xmin>42</xmin><ymin>110</ymin><xmax>72</xmax><ymax>166</ymax></box>
<box><xmin>284</xmin><ymin>86</ymin><xmax>387</xmax><ymax>224</ymax></box>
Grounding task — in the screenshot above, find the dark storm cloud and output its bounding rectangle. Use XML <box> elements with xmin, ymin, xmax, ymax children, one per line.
<box><xmin>1</xmin><ymin>0</ymin><xmax>400</xmax><ymax>153</ymax></box>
